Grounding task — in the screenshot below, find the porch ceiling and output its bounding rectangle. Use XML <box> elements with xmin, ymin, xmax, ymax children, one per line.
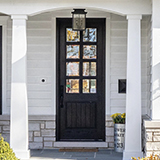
<box><xmin>0</xmin><ymin>0</ymin><xmax>151</xmax><ymax>16</ymax></box>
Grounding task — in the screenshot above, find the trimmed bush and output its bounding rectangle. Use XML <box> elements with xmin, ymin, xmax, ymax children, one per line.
<box><xmin>0</xmin><ymin>135</ymin><xmax>19</xmax><ymax>160</ymax></box>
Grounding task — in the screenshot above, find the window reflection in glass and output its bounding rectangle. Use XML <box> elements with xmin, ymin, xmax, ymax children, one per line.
<box><xmin>83</xmin><ymin>62</ymin><xmax>96</xmax><ymax>76</ymax></box>
<box><xmin>66</xmin><ymin>28</ymin><xmax>80</xmax><ymax>42</ymax></box>
<box><xmin>83</xmin><ymin>45</ymin><xmax>96</xmax><ymax>59</ymax></box>
<box><xmin>83</xmin><ymin>79</ymin><xmax>96</xmax><ymax>93</ymax></box>
<box><xmin>66</xmin><ymin>45</ymin><xmax>80</xmax><ymax>59</ymax></box>
<box><xmin>66</xmin><ymin>62</ymin><xmax>79</xmax><ymax>76</ymax></box>
<box><xmin>83</xmin><ymin>28</ymin><xmax>97</xmax><ymax>42</ymax></box>
<box><xmin>66</xmin><ymin>79</ymin><xmax>79</xmax><ymax>93</ymax></box>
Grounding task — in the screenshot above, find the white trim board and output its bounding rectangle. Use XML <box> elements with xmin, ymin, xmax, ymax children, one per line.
<box><xmin>0</xmin><ymin>16</ymin><xmax>9</xmax><ymax>115</ymax></box>
<box><xmin>51</xmin><ymin>16</ymin><xmax>56</xmax><ymax>115</ymax></box>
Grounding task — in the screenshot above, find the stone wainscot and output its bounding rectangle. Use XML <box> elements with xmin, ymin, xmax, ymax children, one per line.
<box><xmin>143</xmin><ymin>119</ymin><xmax>160</xmax><ymax>157</ymax></box>
<box><xmin>0</xmin><ymin>115</ymin><xmax>114</xmax><ymax>149</ymax></box>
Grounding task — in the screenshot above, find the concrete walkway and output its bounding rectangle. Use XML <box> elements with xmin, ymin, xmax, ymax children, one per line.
<box><xmin>30</xmin><ymin>149</ymin><xmax>123</xmax><ymax>160</ymax></box>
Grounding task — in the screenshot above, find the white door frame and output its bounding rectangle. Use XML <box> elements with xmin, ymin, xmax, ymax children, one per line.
<box><xmin>51</xmin><ymin>10</ymin><xmax>111</xmax><ymax>145</ymax></box>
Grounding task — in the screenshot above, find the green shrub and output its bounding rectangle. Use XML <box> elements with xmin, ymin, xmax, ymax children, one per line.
<box><xmin>0</xmin><ymin>135</ymin><xmax>19</xmax><ymax>160</ymax></box>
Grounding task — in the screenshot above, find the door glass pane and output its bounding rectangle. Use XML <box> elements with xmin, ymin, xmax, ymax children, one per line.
<box><xmin>66</xmin><ymin>28</ymin><xmax>80</xmax><ymax>42</ymax></box>
<box><xmin>66</xmin><ymin>45</ymin><xmax>80</xmax><ymax>59</ymax></box>
<box><xmin>83</xmin><ymin>28</ymin><xmax>97</xmax><ymax>42</ymax></box>
<box><xmin>83</xmin><ymin>45</ymin><xmax>96</xmax><ymax>59</ymax></box>
<box><xmin>66</xmin><ymin>79</ymin><xmax>79</xmax><ymax>93</ymax></box>
<box><xmin>66</xmin><ymin>62</ymin><xmax>79</xmax><ymax>76</ymax></box>
<box><xmin>83</xmin><ymin>79</ymin><xmax>96</xmax><ymax>93</ymax></box>
<box><xmin>83</xmin><ymin>62</ymin><xmax>96</xmax><ymax>76</ymax></box>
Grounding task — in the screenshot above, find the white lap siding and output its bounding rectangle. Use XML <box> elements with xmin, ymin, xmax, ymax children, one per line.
<box><xmin>141</xmin><ymin>16</ymin><xmax>148</xmax><ymax>115</ymax></box>
<box><xmin>110</xmin><ymin>14</ymin><xmax>148</xmax><ymax>115</ymax></box>
<box><xmin>27</xmin><ymin>13</ymin><xmax>53</xmax><ymax>115</ymax></box>
<box><xmin>6</xmin><ymin>19</ymin><xmax>12</xmax><ymax>114</ymax></box>
<box><xmin>146</xmin><ymin>16</ymin><xmax>152</xmax><ymax>117</ymax></box>
<box><xmin>6</xmin><ymin>12</ymin><xmax>53</xmax><ymax>115</ymax></box>
<box><xmin>6</xmin><ymin>12</ymin><xmax>149</xmax><ymax>116</ymax></box>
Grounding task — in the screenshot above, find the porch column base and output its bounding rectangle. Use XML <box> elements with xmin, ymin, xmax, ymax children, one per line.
<box><xmin>123</xmin><ymin>151</ymin><xmax>143</xmax><ymax>160</ymax></box>
<box><xmin>15</xmin><ymin>150</ymin><xmax>30</xmax><ymax>160</ymax></box>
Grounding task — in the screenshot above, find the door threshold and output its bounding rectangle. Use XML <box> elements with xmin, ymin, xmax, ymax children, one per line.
<box><xmin>54</xmin><ymin>142</ymin><xmax>108</xmax><ymax>148</ymax></box>
<box><xmin>59</xmin><ymin>148</ymin><xmax>98</xmax><ymax>152</ymax></box>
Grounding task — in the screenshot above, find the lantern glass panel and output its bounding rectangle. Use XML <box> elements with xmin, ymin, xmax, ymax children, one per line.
<box><xmin>73</xmin><ymin>14</ymin><xmax>86</xmax><ymax>31</ymax></box>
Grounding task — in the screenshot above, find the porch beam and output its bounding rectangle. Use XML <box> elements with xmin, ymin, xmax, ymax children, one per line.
<box><xmin>10</xmin><ymin>15</ymin><xmax>30</xmax><ymax>159</ymax></box>
<box><xmin>123</xmin><ymin>15</ymin><xmax>143</xmax><ymax>160</ymax></box>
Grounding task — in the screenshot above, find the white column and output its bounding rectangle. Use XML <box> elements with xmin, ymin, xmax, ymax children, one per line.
<box><xmin>152</xmin><ymin>0</ymin><xmax>160</xmax><ymax>120</ymax></box>
<box><xmin>10</xmin><ymin>15</ymin><xmax>30</xmax><ymax>159</ymax></box>
<box><xmin>123</xmin><ymin>15</ymin><xmax>143</xmax><ymax>160</ymax></box>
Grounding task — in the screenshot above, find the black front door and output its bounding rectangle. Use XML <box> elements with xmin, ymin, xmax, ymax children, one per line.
<box><xmin>57</xmin><ymin>18</ymin><xmax>105</xmax><ymax>141</ymax></box>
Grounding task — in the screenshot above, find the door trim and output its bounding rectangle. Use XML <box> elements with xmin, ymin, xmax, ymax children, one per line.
<box><xmin>53</xmin><ymin>12</ymin><xmax>111</xmax><ymax>142</ymax></box>
<box><xmin>56</xmin><ymin>18</ymin><xmax>106</xmax><ymax>141</ymax></box>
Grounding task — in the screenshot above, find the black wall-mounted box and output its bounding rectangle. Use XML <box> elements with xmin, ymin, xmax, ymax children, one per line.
<box><xmin>118</xmin><ymin>79</ymin><xmax>126</xmax><ymax>93</ymax></box>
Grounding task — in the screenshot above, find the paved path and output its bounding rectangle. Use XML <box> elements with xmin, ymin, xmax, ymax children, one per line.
<box><xmin>30</xmin><ymin>149</ymin><xmax>123</xmax><ymax>160</ymax></box>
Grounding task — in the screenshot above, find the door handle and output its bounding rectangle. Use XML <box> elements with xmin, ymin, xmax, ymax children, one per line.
<box><xmin>60</xmin><ymin>85</ymin><xmax>64</xmax><ymax>108</ymax></box>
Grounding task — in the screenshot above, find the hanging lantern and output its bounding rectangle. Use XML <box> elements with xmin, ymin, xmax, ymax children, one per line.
<box><xmin>72</xmin><ymin>9</ymin><xmax>87</xmax><ymax>31</ymax></box>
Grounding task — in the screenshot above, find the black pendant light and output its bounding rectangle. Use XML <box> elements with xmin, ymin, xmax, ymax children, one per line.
<box><xmin>72</xmin><ymin>9</ymin><xmax>87</xmax><ymax>31</ymax></box>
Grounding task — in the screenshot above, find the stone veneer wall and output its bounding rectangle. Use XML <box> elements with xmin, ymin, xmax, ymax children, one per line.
<box><xmin>143</xmin><ymin>119</ymin><xmax>160</xmax><ymax>157</ymax></box>
<box><xmin>0</xmin><ymin>115</ymin><xmax>56</xmax><ymax>149</ymax></box>
<box><xmin>106</xmin><ymin>115</ymin><xmax>114</xmax><ymax>149</ymax></box>
<box><xmin>28</xmin><ymin>115</ymin><xmax>56</xmax><ymax>149</ymax></box>
<box><xmin>0</xmin><ymin>115</ymin><xmax>114</xmax><ymax>149</ymax></box>
<box><xmin>0</xmin><ymin>115</ymin><xmax>10</xmax><ymax>143</ymax></box>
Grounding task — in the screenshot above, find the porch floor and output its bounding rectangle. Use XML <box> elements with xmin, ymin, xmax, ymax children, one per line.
<box><xmin>29</xmin><ymin>149</ymin><xmax>123</xmax><ymax>160</ymax></box>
